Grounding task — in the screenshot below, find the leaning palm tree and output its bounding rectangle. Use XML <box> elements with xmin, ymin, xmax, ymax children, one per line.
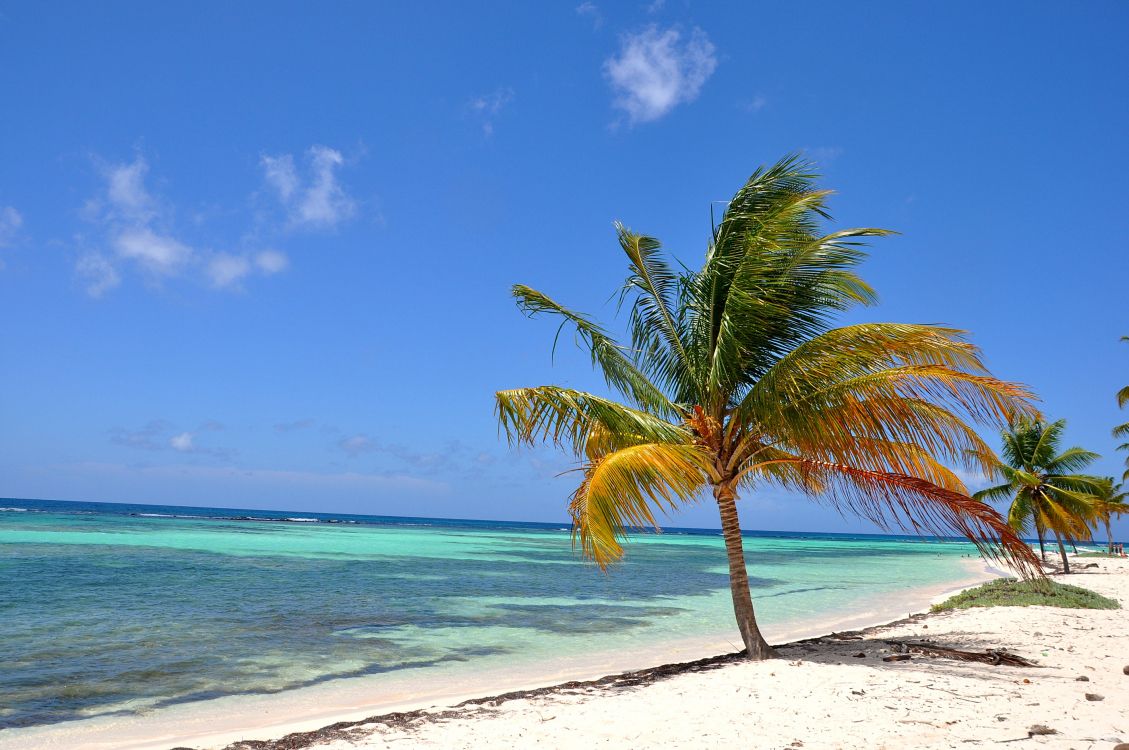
<box><xmin>496</xmin><ymin>156</ymin><xmax>1041</xmax><ymax>660</ymax></box>
<box><xmin>1114</xmin><ymin>336</ymin><xmax>1129</xmax><ymax>481</ymax></box>
<box><xmin>1093</xmin><ymin>478</ymin><xmax>1128</xmax><ymax>554</ymax></box>
<box><xmin>974</xmin><ymin>419</ymin><xmax>1103</xmax><ymax>573</ymax></box>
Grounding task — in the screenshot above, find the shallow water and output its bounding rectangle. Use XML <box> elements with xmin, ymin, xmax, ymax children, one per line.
<box><xmin>0</xmin><ymin>498</ymin><xmax>980</xmax><ymax>730</ymax></box>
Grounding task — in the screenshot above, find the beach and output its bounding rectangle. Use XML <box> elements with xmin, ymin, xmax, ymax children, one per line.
<box><xmin>3</xmin><ymin>554</ymin><xmax>1125</xmax><ymax>749</ymax></box>
<box><xmin>234</xmin><ymin>555</ymin><xmax>1129</xmax><ymax>750</ymax></box>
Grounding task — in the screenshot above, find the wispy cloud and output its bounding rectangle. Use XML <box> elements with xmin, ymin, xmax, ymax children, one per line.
<box><xmin>75</xmin><ymin>253</ymin><xmax>121</xmax><ymax>297</ymax></box>
<box><xmin>77</xmin><ymin>155</ymin><xmax>288</xmax><ymax>296</ymax></box>
<box><xmin>742</xmin><ymin>94</ymin><xmax>768</xmax><ymax>113</ymax></box>
<box><xmin>468</xmin><ymin>88</ymin><xmax>515</xmax><ymax>136</ymax></box>
<box><xmin>0</xmin><ymin>205</ymin><xmax>23</xmax><ymax>247</ymax></box>
<box><xmin>111</xmin><ymin>419</ymin><xmax>231</xmax><ymax>459</ymax></box>
<box><xmin>604</xmin><ymin>25</ymin><xmax>717</xmax><ymax>124</ymax></box>
<box><xmin>206</xmin><ymin>249</ymin><xmax>288</xmax><ymax>290</ymax></box>
<box><xmin>576</xmin><ymin>1</ymin><xmax>603</xmax><ymax>29</ymax></box>
<box><xmin>338</xmin><ymin>434</ymin><xmax>375</xmax><ymax>457</ymax></box>
<box><xmin>274</xmin><ymin>418</ymin><xmax>315</xmax><ymax>433</ymax></box>
<box><xmin>802</xmin><ymin>146</ymin><xmax>844</xmax><ymax>166</ymax></box>
<box><xmin>170</xmin><ymin>432</ymin><xmax>194</xmax><ymax>452</ymax></box>
<box><xmin>114</xmin><ymin>226</ymin><xmax>193</xmax><ymax>277</ymax></box>
<box><xmin>261</xmin><ymin>146</ymin><xmax>357</xmax><ymax>230</ymax></box>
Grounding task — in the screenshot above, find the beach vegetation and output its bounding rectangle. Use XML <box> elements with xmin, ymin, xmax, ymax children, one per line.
<box><xmin>1093</xmin><ymin>479</ymin><xmax>1128</xmax><ymax>554</ymax></box>
<box><xmin>974</xmin><ymin>419</ymin><xmax>1104</xmax><ymax>574</ymax></box>
<box><xmin>931</xmin><ymin>577</ymin><xmax>1119</xmax><ymax>611</ymax></box>
<box><xmin>497</xmin><ymin>155</ymin><xmax>1042</xmax><ymax>660</ymax></box>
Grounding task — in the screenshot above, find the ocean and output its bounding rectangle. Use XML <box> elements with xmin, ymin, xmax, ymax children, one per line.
<box><xmin>0</xmin><ymin>498</ymin><xmax>985</xmax><ymax>732</ymax></box>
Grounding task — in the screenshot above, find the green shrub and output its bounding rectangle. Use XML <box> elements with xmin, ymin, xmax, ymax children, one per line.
<box><xmin>931</xmin><ymin>578</ymin><xmax>1120</xmax><ymax>612</ymax></box>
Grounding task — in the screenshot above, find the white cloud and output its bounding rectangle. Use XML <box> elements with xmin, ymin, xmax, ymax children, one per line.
<box><xmin>803</xmin><ymin>146</ymin><xmax>844</xmax><ymax>165</ymax></box>
<box><xmin>604</xmin><ymin>25</ymin><xmax>717</xmax><ymax>124</ymax></box>
<box><xmin>254</xmin><ymin>249</ymin><xmax>289</xmax><ymax>274</ymax></box>
<box><xmin>261</xmin><ymin>154</ymin><xmax>298</xmax><ymax>203</ymax></box>
<box><xmin>113</xmin><ymin>227</ymin><xmax>193</xmax><ymax>277</ymax></box>
<box><xmin>170</xmin><ymin>432</ymin><xmax>194</xmax><ymax>452</ymax></box>
<box><xmin>75</xmin><ymin>253</ymin><xmax>121</xmax><ymax>297</ymax></box>
<box><xmin>207</xmin><ymin>249</ymin><xmax>289</xmax><ymax>289</ymax></box>
<box><xmin>576</xmin><ymin>2</ymin><xmax>602</xmax><ymax>29</ymax></box>
<box><xmin>77</xmin><ymin>155</ymin><xmax>289</xmax><ymax>296</ymax></box>
<box><xmin>646</xmin><ymin>0</ymin><xmax>665</xmax><ymax>12</ymax></box>
<box><xmin>743</xmin><ymin>94</ymin><xmax>768</xmax><ymax>113</ymax></box>
<box><xmin>207</xmin><ymin>253</ymin><xmax>252</xmax><ymax>288</ymax></box>
<box><xmin>0</xmin><ymin>206</ymin><xmax>23</xmax><ymax>247</ymax></box>
<box><xmin>105</xmin><ymin>158</ymin><xmax>155</xmax><ymax>220</ymax></box>
<box><xmin>339</xmin><ymin>434</ymin><xmax>375</xmax><ymax>457</ymax></box>
<box><xmin>468</xmin><ymin>88</ymin><xmax>515</xmax><ymax>136</ymax></box>
<box><xmin>261</xmin><ymin>146</ymin><xmax>357</xmax><ymax>230</ymax></box>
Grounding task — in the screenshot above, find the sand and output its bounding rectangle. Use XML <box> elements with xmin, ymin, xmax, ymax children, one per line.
<box><xmin>238</xmin><ymin>555</ymin><xmax>1129</xmax><ymax>750</ymax></box>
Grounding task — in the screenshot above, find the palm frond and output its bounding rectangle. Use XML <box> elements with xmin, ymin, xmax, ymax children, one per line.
<box><xmin>785</xmin><ymin>459</ymin><xmax>1041</xmax><ymax>576</ymax></box>
<box><xmin>496</xmin><ymin>386</ymin><xmax>689</xmax><ymax>457</ymax></box>
<box><xmin>512</xmin><ymin>285</ymin><xmax>674</xmax><ymax>416</ymax></box>
<box><xmin>1043</xmin><ymin>446</ymin><xmax>1101</xmax><ymax>474</ymax></box>
<box><xmin>569</xmin><ymin>443</ymin><xmax>712</xmax><ymax>568</ymax></box>
<box><xmin>616</xmin><ymin>223</ymin><xmax>698</xmax><ymax>401</ymax></box>
<box><xmin>972</xmin><ymin>482</ymin><xmax>1016</xmax><ymax>504</ymax></box>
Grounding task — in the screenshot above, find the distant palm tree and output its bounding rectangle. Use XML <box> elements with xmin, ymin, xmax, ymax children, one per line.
<box><xmin>1114</xmin><ymin>336</ymin><xmax>1129</xmax><ymax>482</ymax></box>
<box><xmin>975</xmin><ymin>419</ymin><xmax>1103</xmax><ymax>573</ymax></box>
<box><xmin>497</xmin><ymin>156</ymin><xmax>1041</xmax><ymax>660</ymax></box>
<box><xmin>1094</xmin><ymin>479</ymin><xmax>1128</xmax><ymax>554</ymax></box>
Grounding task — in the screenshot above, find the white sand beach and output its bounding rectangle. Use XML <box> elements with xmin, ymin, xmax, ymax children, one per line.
<box><xmin>299</xmin><ymin>556</ymin><xmax>1126</xmax><ymax>750</ymax></box>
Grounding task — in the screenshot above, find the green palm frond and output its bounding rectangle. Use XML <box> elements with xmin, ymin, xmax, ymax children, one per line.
<box><xmin>616</xmin><ymin>223</ymin><xmax>698</xmax><ymax>402</ymax></box>
<box><xmin>1043</xmin><ymin>446</ymin><xmax>1101</xmax><ymax>474</ymax></box>
<box><xmin>973</xmin><ymin>482</ymin><xmax>1017</xmax><ymax>504</ymax></box>
<box><xmin>512</xmin><ymin>285</ymin><xmax>674</xmax><ymax>416</ymax></box>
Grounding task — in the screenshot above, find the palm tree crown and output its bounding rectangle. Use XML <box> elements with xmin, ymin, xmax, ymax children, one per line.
<box><xmin>974</xmin><ymin>418</ymin><xmax>1104</xmax><ymax>572</ymax></box>
<box><xmin>497</xmin><ymin>156</ymin><xmax>1041</xmax><ymax>659</ymax></box>
<box><xmin>1114</xmin><ymin>336</ymin><xmax>1129</xmax><ymax>481</ymax></box>
<box><xmin>1093</xmin><ymin>478</ymin><xmax>1128</xmax><ymax>554</ymax></box>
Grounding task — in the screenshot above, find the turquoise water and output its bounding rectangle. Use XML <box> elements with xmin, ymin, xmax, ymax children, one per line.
<box><xmin>0</xmin><ymin>499</ymin><xmax>980</xmax><ymax>730</ymax></box>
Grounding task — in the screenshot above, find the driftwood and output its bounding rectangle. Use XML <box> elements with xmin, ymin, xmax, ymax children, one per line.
<box><xmin>884</xmin><ymin>640</ymin><xmax>1036</xmax><ymax>667</ymax></box>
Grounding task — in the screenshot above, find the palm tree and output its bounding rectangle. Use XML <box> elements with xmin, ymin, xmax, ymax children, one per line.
<box><xmin>1093</xmin><ymin>478</ymin><xmax>1128</xmax><ymax>554</ymax></box>
<box><xmin>1114</xmin><ymin>336</ymin><xmax>1129</xmax><ymax>482</ymax></box>
<box><xmin>974</xmin><ymin>419</ymin><xmax>1104</xmax><ymax>573</ymax></box>
<box><xmin>496</xmin><ymin>156</ymin><xmax>1041</xmax><ymax>660</ymax></box>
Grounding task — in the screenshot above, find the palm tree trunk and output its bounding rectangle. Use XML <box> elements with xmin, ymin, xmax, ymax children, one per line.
<box><xmin>714</xmin><ymin>483</ymin><xmax>775</xmax><ymax>660</ymax></box>
<box><xmin>1035</xmin><ymin>521</ymin><xmax>1046</xmax><ymax>561</ymax></box>
<box><xmin>1108</xmin><ymin>520</ymin><xmax>1114</xmax><ymax>555</ymax></box>
<box><xmin>1053</xmin><ymin>531</ymin><xmax>1070</xmax><ymax>574</ymax></box>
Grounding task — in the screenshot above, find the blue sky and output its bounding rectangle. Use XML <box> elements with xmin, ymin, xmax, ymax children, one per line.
<box><xmin>1</xmin><ymin>2</ymin><xmax>1127</xmax><ymax>536</ymax></box>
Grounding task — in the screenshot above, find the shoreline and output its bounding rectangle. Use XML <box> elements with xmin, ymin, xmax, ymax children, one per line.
<box><xmin>231</xmin><ymin>555</ymin><xmax>1129</xmax><ymax>749</ymax></box>
<box><xmin>0</xmin><ymin>559</ymin><xmax>1002</xmax><ymax>750</ymax></box>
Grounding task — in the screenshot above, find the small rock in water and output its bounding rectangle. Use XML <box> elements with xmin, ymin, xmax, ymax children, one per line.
<box><xmin>1027</xmin><ymin>725</ymin><xmax>1057</xmax><ymax>737</ymax></box>
<box><xmin>1114</xmin><ymin>744</ymin><xmax>1129</xmax><ymax>750</ymax></box>
<box><xmin>1033</xmin><ymin>631</ymin><xmax>1042</xmax><ymax>637</ymax></box>
<box><xmin>852</xmin><ymin>652</ymin><xmax>866</xmax><ymax>658</ymax></box>
<box><xmin>883</xmin><ymin>654</ymin><xmax>912</xmax><ymax>662</ymax></box>
<box><xmin>1123</xmin><ymin>664</ymin><xmax>1129</xmax><ymax>675</ymax></box>
<box><xmin>1085</xmin><ymin>693</ymin><xmax>1104</xmax><ymax>701</ymax></box>
<box><xmin>1075</xmin><ymin>675</ymin><xmax>1090</xmax><ymax>681</ymax></box>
